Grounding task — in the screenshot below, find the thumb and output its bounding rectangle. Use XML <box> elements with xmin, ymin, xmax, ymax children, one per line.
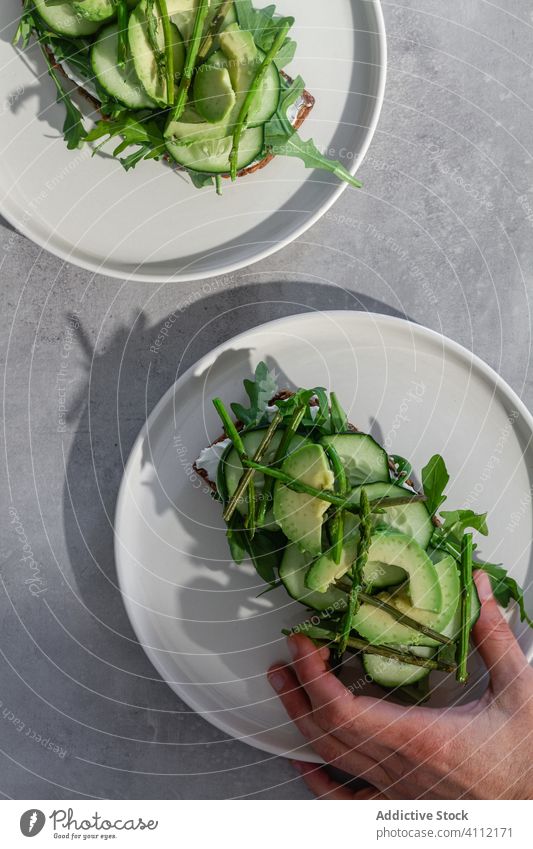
<box><xmin>472</xmin><ymin>570</ymin><xmax>529</xmax><ymax>693</ymax></box>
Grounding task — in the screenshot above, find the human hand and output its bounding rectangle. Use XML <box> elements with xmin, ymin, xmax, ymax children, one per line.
<box><xmin>268</xmin><ymin>572</ymin><xmax>533</xmax><ymax>799</ymax></box>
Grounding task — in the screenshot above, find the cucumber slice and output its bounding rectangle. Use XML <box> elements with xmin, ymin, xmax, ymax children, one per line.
<box><xmin>349</xmin><ymin>482</ymin><xmax>433</xmax><ymax>549</ymax></box>
<box><xmin>72</xmin><ymin>0</ymin><xmax>116</xmax><ymax>23</ymax></box>
<box><xmin>304</xmin><ymin>514</ymin><xmax>359</xmax><ymax>593</ymax></box>
<box><xmin>92</xmin><ymin>23</ymin><xmax>157</xmax><ymax>109</ymax></box>
<box><xmin>320</xmin><ymin>434</ymin><xmax>390</xmax><ymax>486</ymax></box>
<box><xmin>363</xmin><ymin>653</ymin><xmax>430</xmax><ymax>688</ymax></box>
<box><xmin>34</xmin><ymin>0</ymin><xmax>102</xmax><ymax>36</ymax></box>
<box><xmin>166</xmin><ymin>125</ymin><xmax>264</xmax><ymax>174</ymax></box>
<box><xmin>129</xmin><ymin>3</ymin><xmax>186</xmax><ymax>105</ymax></box>
<box><xmin>280</xmin><ymin>545</ymin><xmax>346</xmax><ymax>612</ymax></box>
<box><xmin>353</xmin><ymin>550</ymin><xmax>458</xmax><ymax>645</ymax></box>
<box><xmin>222</xmin><ymin>428</ymin><xmax>308</xmax><ymax>529</ymax></box>
<box><xmin>273</xmin><ymin>444</ymin><xmax>335</xmax><ymax>556</ymax></box>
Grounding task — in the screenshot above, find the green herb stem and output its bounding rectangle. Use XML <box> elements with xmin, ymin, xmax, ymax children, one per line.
<box><xmin>336</xmin><ymin>581</ymin><xmax>454</xmax><ymax>647</ymax></box>
<box><xmin>325</xmin><ymin>444</ymin><xmax>347</xmax><ymax>565</ymax></box>
<box><xmin>242</xmin><ymin>459</ymin><xmax>426</xmax><ymax>513</ymax></box>
<box><xmin>38</xmin><ymin>44</ymin><xmax>85</xmax><ymax>150</ymax></box>
<box><xmin>338</xmin><ymin>488</ymin><xmax>372</xmax><ymax>656</ymax></box>
<box><xmin>286</xmin><ymin>627</ymin><xmax>456</xmax><ymax>673</ymax></box>
<box><xmin>197</xmin><ymin>0</ymin><xmax>233</xmax><ymax>64</ymax></box>
<box><xmin>229</xmin><ymin>17</ymin><xmax>293</xmax><ymax>181</ymax></box>
<box><xmin>170</xmin><ymin>0</ymin><xmax>209</xmax><ymax>122</ymax></box>
<box><xmin>457</xmin><ymin>532</ymin><xmax>473</xmax><ymax>684</ymax></box>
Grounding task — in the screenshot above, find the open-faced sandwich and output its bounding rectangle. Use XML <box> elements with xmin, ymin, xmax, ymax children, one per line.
<box><xmin>195</xmin><ymin>362</ymin><xmax>533</xmax><ymax>702</ymax></box>
<box><xmin>15</xmin><ymin>1</ymin><xmax>361</xmax><ymax>193</ymax></box>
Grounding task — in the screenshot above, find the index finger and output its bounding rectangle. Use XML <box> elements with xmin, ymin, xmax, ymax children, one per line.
<box><xmin>288</xmin><ymin>633</ymin><xmax>422</xmax><ymax>743</ymax></box>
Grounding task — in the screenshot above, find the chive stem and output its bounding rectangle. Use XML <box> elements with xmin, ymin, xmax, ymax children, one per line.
<box><xmin>457</xmin><ymin>532</ymin><xmax>473</xmax><ymax>683</ymax></box>
<box><xmin>285</xmin><ymin>627</ymin><xmax>456</xmax><ymax>673</ymax></box>
<box><xmin>242</xmin><ymin>458</ymin><xmax>426</xmax><ymax>513</ymax></box>
<box><xmin>336</xmin><ymin>581</ymin><xmax>455</xmax><ymax>647</ymax></box>
<box><xmin>338</xmin><ymin>488</ymin><xmax>372</xmax><ymax>656</ymax></box>
<box><xmin>325</xmin><ymin>444</ymin><xmax>347</xmax><ymax>565</ymax></box>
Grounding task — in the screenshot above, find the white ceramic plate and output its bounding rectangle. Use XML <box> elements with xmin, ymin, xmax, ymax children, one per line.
<box><xmin>115</xmin><ymin>311</ymin><xmax>533</xmax><ymax>761</ymax></box>
<box><xmin>0</xmin><ymin>1</ymin><xmax>386</xmax><ymax>282</ymax></box>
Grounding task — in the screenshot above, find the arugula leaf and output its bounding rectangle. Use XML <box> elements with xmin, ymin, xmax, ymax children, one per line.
<box><xmin>268</xmin><ymin>132</ymin><xmax>363</xmax><ymax>189</ymax></box>
<box><xmin>42</xmin><ymin>32</ymin><xmax>93</xmax><ymax>80</ymax></box>
<box><xmin>476</xmin><ymin>562</ymin><xmax>533</xmax><ymax>628</ymax></box>
<box><xmin>439</xmin><ymin>509</ymin><xmax>489</xmax><ymax>541</ymax></box>
<box><xmin>13</xmin><ymin>0</ymin><xmax>35</xmax><ymax>49</ymax></box>
<box><xmin>226</xmin><ymin>513</ymin><xmax>248</xmax><ymax>565</ymax></box>
<box><xmin>421</xmin><ymin>454</ymin><xmax>449</xmax><ymax>516</ymax></box>
<box><xmin>264</xmin><ymin>78</ymin><xmax>362</xmax><ymax>189</ymax></box>
<box><xmin>330</xmin><ymin>392</ymin><xmax>348</xmax><ymax>434</ymax></box>
<box><xmin>13</xmin><ymin>6</ymin><xmax>91</xmax><ymax>149</ymax></box>
<box><xmin>307</xmin><ymin>387</ymin><xmax>329</xmax><ymax>431</ymax></box>
<box><xmin>230</xmin><ymin>361</ymin><xmax>278</xmax><ymax>428</ymax></box>
<box><xmin>235</xmin><ymin>0</ymin><xmax>296</xmax><ymax>69</ymax></box>
<box><xmin>226</xmin><ymin>513</ymin><xmax>284</xmax><ymax>584</ymax></box>
<box><xmin>245</xmin><ymin>527</ymin><xmax>286</xmax><ymax>585</ymax></box>
<box><xmin>39</xmin><ymin>45</ymin><xmax>86</xmax><ymax>149</ymax></box>
<box><xmin>189</xmin><ymin>171</ymin><xmax>215</xmax><ymax>189</ymax></box>
<box><xmin>85</xmin><ymin>112</ymin><xmax>167</xmax><ymax>170</ymax></box>
<box><xmin>274</xmin><ymin>387</ymin><xmax>328</xmax><ymax>432</ymax></box>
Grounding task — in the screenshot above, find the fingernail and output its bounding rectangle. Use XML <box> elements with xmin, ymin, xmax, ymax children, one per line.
<box><xmin>268</xmin><ymin>667</ymin><xmax>286</xmax><ymax>692</ymax></box>
<box><xmin>475</xmin><ymin>570</ymin><xmax>493</xmax><ymax>603</ymax></box>
<box><xmin>288</xmin><ymin>637</ymin><xmax>299</xmax><ymax>660</ymax></box>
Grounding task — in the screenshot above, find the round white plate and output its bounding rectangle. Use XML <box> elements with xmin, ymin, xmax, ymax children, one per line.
<box><xmin>115</xmin><ymin>311</ymin><xmax>533</xmax><ymax>761</ymax></box>
<box><xmin>0</xmin><ymin>1</ymin><xmax>386</xmax><ymax>282</ymax></box>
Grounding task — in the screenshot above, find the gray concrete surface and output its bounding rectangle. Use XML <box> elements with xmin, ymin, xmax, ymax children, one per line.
<box><xmin>1</xmin><ymin>0</ymin><xmax>532</xmax><ymax>799</ymax></box>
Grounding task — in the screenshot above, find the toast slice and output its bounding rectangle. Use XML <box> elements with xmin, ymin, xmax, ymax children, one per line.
<box><xmin>46</xmin><ymin>48</ymin><xmax>315</xmax><ymax>179</ymax></box>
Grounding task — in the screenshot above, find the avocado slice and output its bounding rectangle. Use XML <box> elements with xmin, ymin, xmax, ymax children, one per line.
<box><xmin>219</xmin><ymin>24</ymin><xmax>262</xmax><ymax>98</ymax></box>
<box><xmin>273</xmin><ymin>444</ymin><xmax>334</xmax><ymax>557</ymax></box>
<box><xmin>304</xmin><ymin>514</ymin><xmax>359</xmax><ymax>593</ymax></box>
<box><xmin>364</xmin><ymin>531</ymin><xmax>442</xmax><ymax>612</ymax></box>
<box><xmin>219</xmin><ymin>22</ymin><xmax>258</xmax><ymax>69</ymax></box>
<box><xmin>194</xmin><ymin>65</ymin><xmax>236</xmax><ymax>122</ymax></box>
<box><xmin>279</xmin><ymin>544</ymin><xmax>346</xmax><ymax>612</ymax></box>
<box><xmin>352</xmin><ymin>548</ymin><xmax>457</xmax><ymax>646</ymax></box>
